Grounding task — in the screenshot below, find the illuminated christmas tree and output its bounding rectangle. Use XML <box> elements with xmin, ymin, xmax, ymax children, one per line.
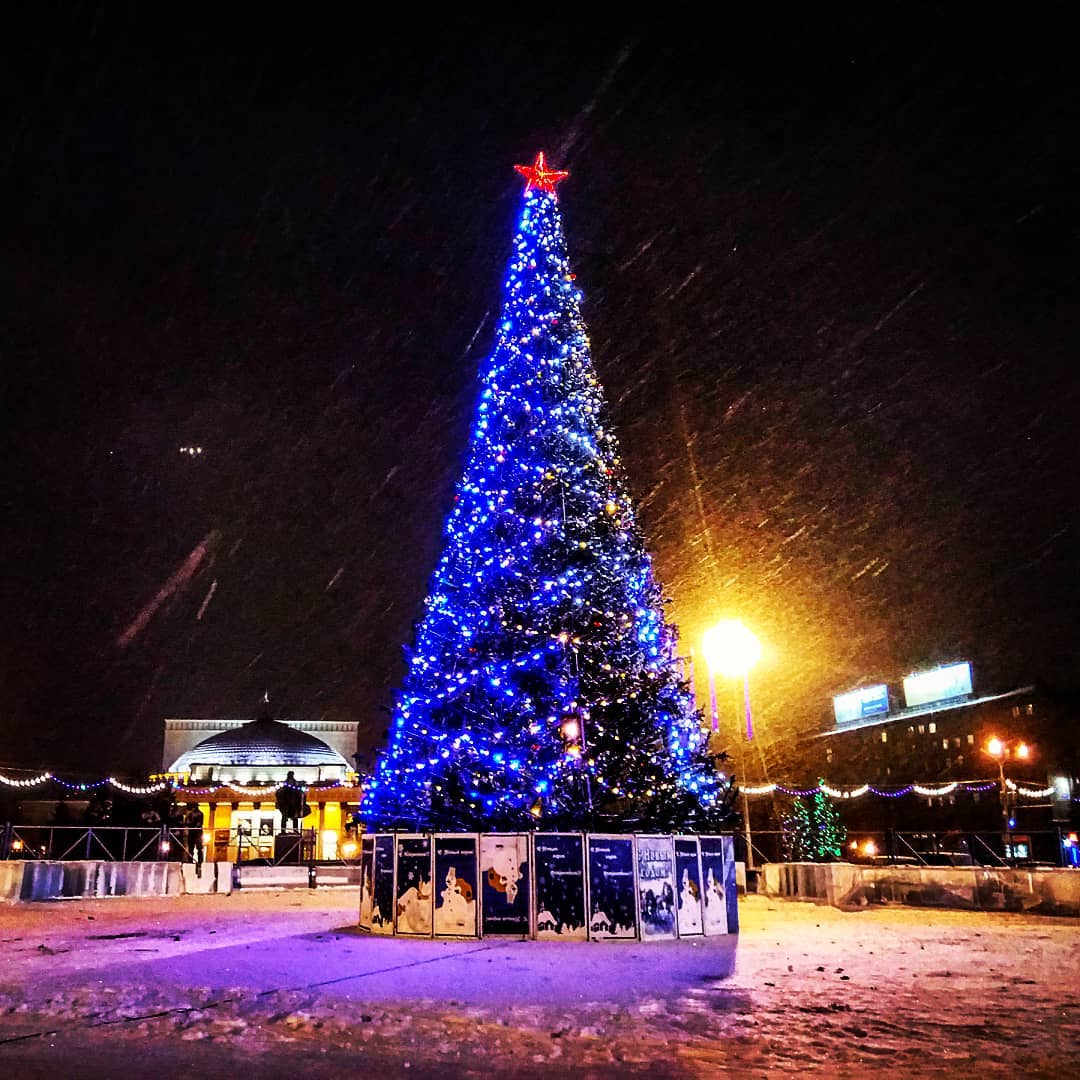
<box><xmin>783</xmin><ymin>788</ymin><xmax>846</xmax><ymax>861</ymax></box>
<box><xmin>362</xmin><ymin>154</ymin><xmax>734</xmax><ymax>832</ymax></box>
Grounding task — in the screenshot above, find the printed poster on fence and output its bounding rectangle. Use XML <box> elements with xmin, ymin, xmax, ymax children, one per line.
<box><xmin>533</xmin><ymin>833</ymin><xmax>587</xmax><ymax>941</ymax></box>
<box><xmin>371</xmin><ymin>834</ymin><xmax>396</xmax><ymax>935</ymax></box>
<box><xmin>636</xmin><ymin>835</ymin><xmax>677</xmax><ymax>940</ymax></box>
<box><xmin>586</xmin><ymin>835</ymin><xmax>637</xmax><ymax>940</ymax></box>
<box><xmin>722</xmin><ymin>834</ymin><xmax>738</xmax><ymax>933</ymax></box>
<box><xmin>358</xmin><ymin>834</ymin><xmax>375</xmax><ymax>931</ymax></box>
<box><xmin>479</xmin><ymin>833</ymin><xmax>530</xmax><ymax>936</ymax></box>
<box><xmin>674</xmin><ymin>836</ymin><xmax>704</xmax><ymax>937</ymax></box>
<box><xmin>434</xmin><ymin>834</ymin><xmax>479</xmax><ymax>937</ymax></box>
<box><xmin>395</xmin><ymin>834</ymin><xmax>433</xmax><ymax>937</ymax></box>
<box><xmin>698</xmin><ymin>834</ymin><xmax>731</xmax><ymax>935</ymax></box>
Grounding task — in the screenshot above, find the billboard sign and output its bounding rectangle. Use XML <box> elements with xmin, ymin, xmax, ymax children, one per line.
<box><xmin>833</xmin><ymin>684</ymin><xmax>889</xmax><ymax>725</ymax></box>
<box><xmin>903</xmin><ymin>661</ymin><xmax>973</xmax><ymax>709</ymax></box>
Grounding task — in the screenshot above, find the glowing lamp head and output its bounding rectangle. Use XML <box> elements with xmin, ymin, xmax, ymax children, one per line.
<box><xmin>702</xmin><ymin>619</ymin><xmax>762</xmax><ymax>678</ymax></box>
<box><xmin>561</xmin><ymin>719</ymin><xmax>580</xmax><ymax>741</ymax></box>
<box><xmin>1016</xmin><ymin>742</ymin><xmax>1030</xmax><ymax>760</ymax></box>
<box><xmin>986</xmin><ymin>737</ymin><xmax>1005</xmax><ymax>759</ymax></box>
<box><xmin>863</xmin><ymin>840</ymin><xmax>877</xmax><ymax>857</ymax></box>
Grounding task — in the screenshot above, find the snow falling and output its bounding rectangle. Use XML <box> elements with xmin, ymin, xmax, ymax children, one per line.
<box><xmin>3</xmin><ymin>12</ymin><xmax>1077</xmax><ymax>786</ymax></box>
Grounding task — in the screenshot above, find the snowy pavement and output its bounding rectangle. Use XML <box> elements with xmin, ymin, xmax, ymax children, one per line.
<box><xmin>1</xmin><ymin>890</ymin><xmax>1077</xmax><ymax>1076</ymax></box>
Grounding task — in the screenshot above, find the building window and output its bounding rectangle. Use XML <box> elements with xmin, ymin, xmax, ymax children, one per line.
<box><xmin>942</xmin><ymin>738</ymin><xmax>949</xmax><ymax>750</ymax></box>
<box><xmin>918</xmin><ymin>724</ymin><xmax>925</xmax><ymax>734</ymax></box>
<box><xmin>928</xmin><ymin>722</ymin><xmax>937</xmax><ymax>734</ymax></box>
<box><xmin>1026</xmin><ymin>704</ymin><xmax>1033</xmax><ymax>716</ymax></box>
<box><xmin>826</xmin><ymin>748</ymin><xmax>833</xmax><ymax>763</ymax></box>
<box><xmin>967</xmin><ymin>734</ymin><xmax>975</xmax><ymax>745</ymax></box>
<box><xmin>956</xmin><ymin>755</ymin><xmax>964</xmax><ymax>766</ymax></box>
<box><xmin>954</xmin><ymin>737</ymin><xmax>962</xmax><ymax>748</ymax></box>
<box><xmin>881</xmin><ymin>731</ymin><xmax>888</xmax><ymax>744</ymax></box>
<box><xmin>1012</xmin><ymin>706</ymin><xmax>1020</xmax><ymax>717</ymax></box>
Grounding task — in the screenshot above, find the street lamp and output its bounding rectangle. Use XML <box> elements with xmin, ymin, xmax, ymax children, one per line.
<box><xmin>702</xmin><ymin>619</ymin><xmax>762</xmax><ymax>740</ymax></box>
<box><xmin>983</xmin><ymin>736</ymin><xmax>1032</xmax><ymax>861</ymax></box>
<box><xmin>702</xmin><ymin>619</ymin><xmax>762</xmax><ymax>873</ymax></box>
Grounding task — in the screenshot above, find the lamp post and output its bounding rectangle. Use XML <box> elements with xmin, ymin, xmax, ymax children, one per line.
<box><xmin>983</xmin><ymin>736</ymin><xmax>1031</xmax><ymax>861</ymax></box>
<box><xmin>702</xmin><ymin>619</ymin><xmax>762</xmax><ymax>871</ymax></box>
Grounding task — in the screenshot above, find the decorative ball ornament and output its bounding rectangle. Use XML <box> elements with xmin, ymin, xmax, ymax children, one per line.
<box><xmin>513</xmin><ymin>151</ymin><xmax>569</xmax><ymax>194</ymax></box>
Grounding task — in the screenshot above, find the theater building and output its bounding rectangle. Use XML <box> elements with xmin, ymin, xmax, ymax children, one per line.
<box><xmin>161</xmin><ymin>713</ymin><xmax>362</xmax><ymax>862</ymax></box>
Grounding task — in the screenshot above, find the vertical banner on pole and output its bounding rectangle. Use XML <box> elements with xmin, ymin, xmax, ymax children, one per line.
<box><xmin>586</xmin><ymin>835</ymin><xmax>637</xmax><ymax>940</ymax></box>
<box><xmin>394</xmin><ymin>834</ymin><xmax>434</xmax><ymax>937</ymax></box>
<box><xmin>434</xmin><ymin>834</ymin><xmax>479</xmax><ymax>938</ymax></box>
<box><xmin>371</xmin><ymin>834</ymin><xmax>396</xmax><ymax>935</ymax></box>
<box><xmin>533</xmin><ymin>833</ymin><xmax>587</xmax><ymax>940</ymax></box>
<box><xmin>699</xmin><ymin>834</ymin><xmax>732</xmax><ymax>936</ymax></box>
<box><xmin>479</xmin><ymin>833</ymin><xmax>530</xmax><ymax>936</ymax></box>
<box><xmin>635</xmin><ymin>835</ymin><xmax>678</xmax><ymax>941</ymax></box>
<box><xmin>674</xmin><ymin>835</ymin><xmax>705</xmax><ymax>937</ymax></box>
<box><xmin>358</xmin><ymin>834</ymin><xmax>375</xmax><ymax>931</ymax></box>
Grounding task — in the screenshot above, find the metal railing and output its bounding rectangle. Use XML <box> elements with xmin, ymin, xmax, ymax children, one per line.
<box><xmin>1</xmin><ymin>824</ymin><xmax>201</xmax><ymax>863</ymax></box>
<box><xmin>743</xmin><ymin>828</ymin><xmax>1074</xmax><ymax>867</ymax></box>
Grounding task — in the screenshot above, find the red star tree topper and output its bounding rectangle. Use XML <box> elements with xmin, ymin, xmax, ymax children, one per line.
<box><xmin>514</xmin><ymin>151</ymin><xmax>569</xmax><ymax>193</ymax></box>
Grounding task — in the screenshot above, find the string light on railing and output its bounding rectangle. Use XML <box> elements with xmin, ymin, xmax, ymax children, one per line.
<box><xmin>0</xmin><ymin>771</ymin><xmax>51</xmax><ymax>788</ymax></box>
<box><xmin>912</xmin><ymin>782</ymin><xmax>958</xmax><ymax>796</ymax></box>
<box><xmin>1007</xmin><ymin>781</ymin><xmax>1055</xmax><ymax>798</ymax></box>
<box><xmin>222</xmin><ymin>783</ymin><xmax>284</xmax><ymax>797</ymax></box>
<box><xmin>107</xmin><ymin>778</ymin><xmax>170</xmax><ymax>795</ymax></box>
<box><xmin>52</xmin><ymin>777</ymin><xmax>108</xmax><ymax>791</ymax></box>
<box><xmin>740</xmin><ymin>783</ymin><xmax>777</xmax><ymax>796</ymax></box>
<box><xmin>737</xmin><ymin>778</ymin><xmax>1047</xmax><ymax>801</ymax></box>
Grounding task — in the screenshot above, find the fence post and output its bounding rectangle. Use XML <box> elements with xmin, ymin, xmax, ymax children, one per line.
<box><xmin>0</xmin><ymin>822</ymin><xmax>11</xmax><ymax>860</ymax></box>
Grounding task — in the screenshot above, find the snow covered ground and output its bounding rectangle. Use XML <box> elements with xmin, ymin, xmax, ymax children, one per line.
<box><xmin>0</xmin><ymin>890</ymin><xmax>1077</xmax><ymax>1076</ymax></box>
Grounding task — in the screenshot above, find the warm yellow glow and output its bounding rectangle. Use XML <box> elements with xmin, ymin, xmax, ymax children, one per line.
<box><xmin>11</xmin><ymin>839</ymin><xmax>23</xmax><ymax>852</ymax></box>
<box><xmin>341</xmin><ymin>840</ymin><xmax>359</xmax><ymax>859</ymax></box>
<box><xmin>561</xmin><ymin>719</ymin><xmax>580</xmax><ymax>741</ymax></box>
<box><xmin>986</xmin><ymin>736</ymin><xmax>1004</xmax><ymax>758</ymax></box>
<box><xmin>863</xmin><ymin>840</ymin><xmax>877</xmax><ymax>857</ymax></box>
<box><xmin>1016</xmin><ymin>743</ymin><xmax>1030</xmax><ymax>760</ymax></box>
<box><xmin>702</xmin><ymin>619</ymin><xmax>762</xmax><ymax>678</ymax></box>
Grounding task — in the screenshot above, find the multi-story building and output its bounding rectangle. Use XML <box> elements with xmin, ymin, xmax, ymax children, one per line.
<box><xmin>802</xmin><ymin>663</ymin><xmax>1077</xmax><ymax>860</ymax></box>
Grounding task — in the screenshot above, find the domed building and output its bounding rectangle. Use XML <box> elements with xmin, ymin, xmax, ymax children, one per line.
<box><xmin>162</xmin><ymin>713</ymin><xmax>361</xmax><ymax>863</ymax></box>
<box><xmin>168</xmin><ymin>716</ymin><xmax>352</xmax><ymax>784</ymax></box>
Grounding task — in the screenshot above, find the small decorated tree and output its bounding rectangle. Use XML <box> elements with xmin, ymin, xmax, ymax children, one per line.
<box><xmin>782</xmin><ymin>787</ymin><xmax>846</xmax><ymax>861</ymax></box>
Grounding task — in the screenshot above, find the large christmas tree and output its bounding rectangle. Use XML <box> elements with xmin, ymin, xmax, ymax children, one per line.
<box><xmin>363</xmin><ymin>153</ymin><xmax>734</xmax><ymax>832</ymax></box>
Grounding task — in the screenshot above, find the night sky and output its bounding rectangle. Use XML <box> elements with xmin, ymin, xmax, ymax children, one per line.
<box><xmin>3</xmin><ymin>8</ymin><xmax>1077</xmax><ymax>776</ymax></box>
